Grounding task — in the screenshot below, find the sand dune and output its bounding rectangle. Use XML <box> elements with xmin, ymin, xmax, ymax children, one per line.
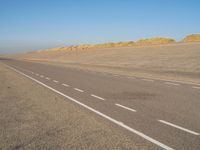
<box><xmin>34</xmin><ymin>34</ymin><xmax>199</xmax><ymax>53</ymax></box>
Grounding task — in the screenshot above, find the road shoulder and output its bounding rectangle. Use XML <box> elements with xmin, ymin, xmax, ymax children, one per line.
<box><xmin>0</xmin><ymin>62</ymin><xmax>149</xmax><ymax>149</ymax></box>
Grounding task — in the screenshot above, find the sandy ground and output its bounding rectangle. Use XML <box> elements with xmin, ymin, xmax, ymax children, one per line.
<box><xmin>0</xmin><ymin>62</ymin><xmax>149</xmax><ymax>150</ymax></box>
<box><xmin>15</xmin><ymin>42</ymin><xmax>200</xmax><ymax>83</ymax></box>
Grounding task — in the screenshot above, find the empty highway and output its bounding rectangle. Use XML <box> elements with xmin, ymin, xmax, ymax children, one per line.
<box><xmin>1</xmin><ymin>58</ymin><xmax>200</xmax><ymax>150</ymax></box>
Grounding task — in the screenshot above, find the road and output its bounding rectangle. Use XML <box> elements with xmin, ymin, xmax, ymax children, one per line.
<box><xmin>1</xmin><ymin>58</ymin><xmax>200</xmax><ymax>150</ymax></box>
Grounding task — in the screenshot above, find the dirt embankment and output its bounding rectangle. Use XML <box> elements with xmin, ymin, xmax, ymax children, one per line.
<box><xmin>15</xmin><ymin>42</ymin><xmax>200</xmax><ymax>84</ymax></box>
<box><xmin>0</xmin><ymin>62</ymin><xmax>148</xmax><ymax>150</ymax></box>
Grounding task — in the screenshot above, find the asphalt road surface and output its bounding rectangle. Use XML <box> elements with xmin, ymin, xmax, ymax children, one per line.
<box><xmin>1</xmin><ymin>58</ymin><xmax>200</xmax><ymax>150</ymax></box>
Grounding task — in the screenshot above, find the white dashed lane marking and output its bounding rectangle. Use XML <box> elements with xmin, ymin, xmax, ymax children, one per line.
<box><xmin>165</xmin><ymin>82</ymin><xmax>180</xmax><ymax>86</ymax></box>
<box><xmin>127</xmin><ymin>76</ymin><xmax>135</xmax><ymax>79</ymax></box>
<box><xmin>115</xmin><ymin>103</ymin><xmax>136</xmax><ymax>112</ymax></box>
<box><xmin>53</xmin><ymin>80</ymin><xmax>59</xmax><ymax>83</ymax></box>
<box><xmin>91</xmin><ymin>94</ymin><xmax>105</xmax><ymax>101</ymax></box>
<box><xmin>113</xmin><ymin>74</ymin><xmax>119</xmax><ymax>77</ymax></box>
<box><xmin>158</xmin><ymin>120</ymin><xmax>199</xmax><ymax>136</ymax></box>
<box><xmin>62</xmin><ymin>83</ymin><xmax>69</xmax><ymax>87</ymax></box>
<box><xmin>74</xmin><ymin>88</ymin><xmax>84</xmax><ymax>92</ymax></box>
<box><xmin>45</xmin><ymin>77</ymin><xmax>50</xmax><ymax>80</ymax></box>
<box><xmin>142</xmin><ymin>79</ymin><xmax>154</xmax><ymax>82</ymax></box>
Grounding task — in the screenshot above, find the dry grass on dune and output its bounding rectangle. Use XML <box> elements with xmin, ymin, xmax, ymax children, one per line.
<box><xmin>37</xmin><ymin>41</ymin><xmax>135</xmax><ymax>52</ymax></box>
<box><xmin>39</xmin><ymin>37</ymin><xmax>175</xmax><ymax>53</ymax></box>
<box><xmin>181</xmin><ymin>34</ymin><xmax>200</xmax><ymax>42</ymax></box>
<box><xmin>136</xmin><ymin>37</ymin><xmax>175</xmax><ymax>45</ymax></box>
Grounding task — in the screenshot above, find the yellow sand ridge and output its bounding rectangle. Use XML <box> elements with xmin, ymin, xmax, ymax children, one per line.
<box><xmin>38</xmin><ymin>34</ymin><xmax>200</xmax><ymax>52</ymax></box>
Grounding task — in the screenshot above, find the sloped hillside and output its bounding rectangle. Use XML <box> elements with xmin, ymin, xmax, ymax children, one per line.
<box><xmin>182</xmin><ymin>34</ymin><xmax>200</xmax><ymax>42</ymax></box>
<box><xmin>136</xmin><ymin>37</ymin><xmax>175</xmax><ymax>45</ymax></box>
<box><xmin>38</xmin><ymin>37</ymin><xmax>175</xmax><ymax>52</ymax></box>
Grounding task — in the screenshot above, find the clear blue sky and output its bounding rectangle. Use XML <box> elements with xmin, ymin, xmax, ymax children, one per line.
<box><xmin>0</xmin><ymin>0</ymin><xmax>200</xmax><ymax>53</ymax></box>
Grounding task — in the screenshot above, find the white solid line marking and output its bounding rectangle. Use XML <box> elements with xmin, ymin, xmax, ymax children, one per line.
<box><xmin>91</xmin><ymin>94</ymin><xmax>105</xmax><ymax>101</ymax></box>
<box><xmin>115</xmin><ymin>103</ymin><xmax>136</xmax><ymax>112</ymax></box>
<box><xmin>165</xmin><ymin>82</ymin><xmax>179</xmax><ymax>86</ymax></box>
<box><xmin>142</xmin><ymin>76</ymin><xmax>200</xmax><ymax>86</ymax></box>
<box><xmin>115</xmin><ymin>72</ymin><xmax>200</xmax><ymax>86</ymax></box>
<box><xmin>192</xmin><ymin>86</ymin><xmax>200</xmax><ymax>89</ymax></box>
<box><xmin>5</xmin><ymin>64</ymin><xmax>174</xmax><ymax>150</ymax></box>
<box><xmin>62</xmin><ymin>83</ymin><xmax>69</xmax><ymax>87</ymax></box>
<box><xmin>53</xmin><ymin>80</ymin><xmax>59</xmax><ymax>83</ymax></box>
<box><xmin>158</xmin><ymin>120</ymin><xmax>199</xmax><ymax>136</ymax></box>
<box><xmin>142</xmin><ymin>79</ymin><xmax>154</xmax><ymax>82</ymax></box>
<box><xmin>74</xmin><ymin>88</ymin><xmax>84</xmax><ymax>92</ymax></box>
<box><xmin>45</xmin><ymin>77</ymin><xmax>50</xmax><ymax>80</ymax></box>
